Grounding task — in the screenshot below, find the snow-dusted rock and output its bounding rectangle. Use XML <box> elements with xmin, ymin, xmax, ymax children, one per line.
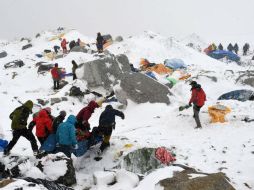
<box><xmin>37</xmin><ymin>63</ymin><xmax>54</xmax><ymax>74</ymax></box>
<box><xmin>0</xmin><ymin>51</ymin><xmax>7</xmax><ymax>58</ymax></box>
<box><xmin>4</xmin><ymin>60</ymin><xmax>24</xmax><ymax>69</ymax></box>
<box><xmin>22</xmin><ymin>43</ymin><xmax>32</xmax><ymax>50</ymax></box>
<box><xmin>93</xmin><ymin>171</ymin><xmax>116</xmax><ymax>185</ymax></box>
<box><xmin>157</xmin><ymin>169</ymin><xmax>236</xmax><ymax>190</ymax></box>
<box><xmin>236</xmin><ymin>70</ymin><xmax>254</xmax><ymax>87</ymax></box>
<box><xmin>115</xmin><ymin>36</ymin><xmax>123</xmax><ymax>42</ymax></box>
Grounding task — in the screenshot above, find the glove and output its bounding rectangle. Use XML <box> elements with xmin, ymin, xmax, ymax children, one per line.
<box><xmin>121</xmin><ymin>113</ymin><xmax>125</xmax><ymax>120</ymax></box>
<box><xmin>189</xmin><ymin>102</ymin><xmax>192</xmax><ymax>107</ymax></box>
<box><xmin>73</xmin><ymin>144</ymin><xmax>78</xmax><ymax>150</ymax></box>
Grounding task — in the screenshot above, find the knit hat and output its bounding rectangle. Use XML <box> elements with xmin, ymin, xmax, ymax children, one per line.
<box><xmin>59</xmin><ymin>110</ymin><xmax>66</xmax><ymax>117</ymax></box>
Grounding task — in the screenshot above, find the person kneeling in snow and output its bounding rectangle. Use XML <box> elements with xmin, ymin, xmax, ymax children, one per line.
<box><xmin>56</xmin><ymin>115</ymin><xmax>78</xmax><ymax>158</ymax></box>
<box><xmin>98</xmin><ymin>105</ymin><xmax>124</xmax><ymax>154</ymax></box>
<box><xmin>189</xmin><ymin>81</ymin><xmax>206</xmax><ymax>129</ymax></box>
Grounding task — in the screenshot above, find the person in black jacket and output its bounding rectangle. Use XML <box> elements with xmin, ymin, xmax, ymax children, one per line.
<box><xmin>227</xmin><ymin>43</ymin><xmax>234</xmax><ymax>52</ymax></box>
<box><xmin>96</xmin><ymin>32</ymin><xmax>104</xmax><ymax>53</ymax></box>
<box><xmin>218</xmin><ymin>43</ymin><xmax>223</xmax><ymax>50</ymax></box>
<box><xmin>98</xmin><ymin>105</ymin><xmax>124</xmax><ymax>153</ymax></box>
<box><xmin>233</xmin><ymin>43</ymin><xmax>239</xmax><ymax>54</ymax></box>
<box><xmin>52</xmin><ymin>110</ymin><xmax>66</xmax><ymax>133</ymax></box>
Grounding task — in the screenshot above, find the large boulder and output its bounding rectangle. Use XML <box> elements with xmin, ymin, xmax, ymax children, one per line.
<box><xmin>79</xmin><ymin>54</ymin><xmax>171</xmax><ymax>104</ymax></box>
<box><xmin>22</xmin><ymin>43</ymin><xmax>32</xmax><ymax>50</ymax></box>
<box><xmin>157</xmin><ymin>169</ymin><xmax>235</xmax><ymax>190</ymax></box>
<box><xmin>123</xmin><ymin>148</ymin><xmax>163</xmax><ymax>174</ymax></box>
<box><xmin>37</xmin><ymin>64</ymin><xmax>54</xmax><ymax>74</ymax></box>
<box><xmin>0</xmin><ymin>51</ymin><xmax>7</xmax><ymax>58</ymax></box>
<box><xmin>79</xmin><ymin>54</ymin><xmax>131</xmax><ymax>90</ymax></box>
<box><xmin>70</xmin><ymin>46</ymin><xmax>88</xmax><ymax>53</ymax></box>
<box><xmin>4</xmin><ymin>60</ymin><xmax>24</xmax><ymax>69</ymax></box>
<box><xmin>116</xmin><ymin>72</ymin><xmax>171</xmax><ymax>104</ymax></box>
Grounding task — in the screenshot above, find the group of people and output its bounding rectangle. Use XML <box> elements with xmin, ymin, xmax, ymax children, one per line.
<box><xmin>50</xmin><ymin>60</ymin><xmax>78</xmax><ymax>90</ymax></box>
<box><xmin>218</xmin><ymin>43</ymin><xmax>250</xmax><ymax>55</ymax></box>
<box><xmin>54</xmin><ymin>32</ymin><xmax>106</xmax><ymax>55</ymax></box>
<box><xmin>4</xmin><ymin>100</ymin><xmax>125</xmax><ymax>158</ymax></box>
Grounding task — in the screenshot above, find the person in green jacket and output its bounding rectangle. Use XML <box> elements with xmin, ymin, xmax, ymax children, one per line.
<box><xmin>4</xmin><ymin>100</ymin><xmax>38</xmax><ymax>156</ymax></box>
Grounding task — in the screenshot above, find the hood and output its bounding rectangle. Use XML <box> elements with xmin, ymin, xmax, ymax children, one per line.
<box><xmin>88</xmin><ymin>101</ymin><xmax>99</xmax><ymax>111</ymax></box>
<box><xmin>105</xmin><ymin>105</ymin><xmax>113</xmax><ymax>111</ymax></box>
<box><xmin>38</xmin><ymin>109</ymin><xmax>48</xmax><ymax>118</ymax></box>
<box><xmin>67</xmin><ymin>115</ymin><xmax>77</xmax><ymax>125</ymax></box>
<box><xmin>24</xmin><ymin>100</ymin><xmax>33</xmax><ymax>111</ymax></box>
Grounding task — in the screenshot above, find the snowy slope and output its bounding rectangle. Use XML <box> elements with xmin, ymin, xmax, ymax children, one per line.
<box><xmin>0</xmin><ymin>30</ymin><xmax>254</xmax><ymax>190</ymax></box>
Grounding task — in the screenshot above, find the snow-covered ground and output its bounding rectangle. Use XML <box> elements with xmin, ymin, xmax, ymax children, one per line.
<box><xmin>0</xmin><ymin>29</ymin><xmax>254</xmax><ymax>190</ymax></box>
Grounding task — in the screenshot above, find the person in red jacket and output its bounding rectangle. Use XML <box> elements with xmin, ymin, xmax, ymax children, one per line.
<box><xmin>51</xmin><ymin>63</ymin><xmax>61</xmax><ymax>90</ymax></box>
<box><xmin>189</xmin><ymin>81</ymin><xmax>206</xmax><ymax>129</ymax></box>
<box><xmin>29</xmin><ymin>109</ymin><xmax>53</xmax><ymax>145</ymax></box>
<box><xmin>61</xmin><ymin>38</ymin><xmax>67</xmax><ymax>54</ymax></box>
<box><xmin>76</xmin><ymin>101</ymin><xmax>99</xmax><ymax>140</ymax></box>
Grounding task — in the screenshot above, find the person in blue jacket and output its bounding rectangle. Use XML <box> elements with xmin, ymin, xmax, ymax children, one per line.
<box><xmin>56</xmin><ymin>115</ymin><xmax>78</xmax><ymax>158</ymax></box>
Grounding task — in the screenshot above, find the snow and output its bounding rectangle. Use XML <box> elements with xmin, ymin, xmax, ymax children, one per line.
<box><xmin>1</xmin><ymin>29</ymin><xmax>254</xmax><ymax>190</ymax></box>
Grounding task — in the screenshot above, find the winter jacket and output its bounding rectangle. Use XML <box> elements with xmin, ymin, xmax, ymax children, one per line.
<box><xmin>96</xmin><ymin>35</ymin><xmax>104</xmax><ymax>46</ymax></box>
<box><xmin>189</xmin><ymin>84</ymin><xmax>206</xmax><ymax>107</ymax></box>
<box><xmin>34</xmin><ymin>109</ymin><xmax>53</xmax><ymax>138</ymax></box>
<box><xmin>99</xmin><ymin>105</ymin><xmax>124</xmax><ymax>127</ymax></box>
<box><xmin>72</xmin><ymin>62</ymin><xmax>78</xmax><ymax>74</ymax></box>
<box><xmin>51</xmin><ymin>67</ymin><xmax>61</xmax><ymax>80</ymax></box>
<box><xmin>56</xmin><ymin>115</ymin><xmax>77</xmax><ymax>146</ymax></box>
<box><xmin>76</xmin><ymin>101</ymin><xmax>99</xmax><ymax>130</ymax></box>
<box><xmin>61</xmin><ymin>39</ymin><xmax>67</xmax><ymax>49</ymax></box>
<box><xmin>52</xmin><ymin>115</ymin><xmax>65</xmax><ymax>133</ymax></box>
<box><xmin>10</xmin><ymin>100</ymin><xmax>33</xmax><ymax>130</ymax></box>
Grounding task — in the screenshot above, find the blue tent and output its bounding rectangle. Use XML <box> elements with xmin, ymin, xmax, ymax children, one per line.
<box><xmin>164</xmin><ymin>59</ymin><xmax>187</xmax><ymax>70</ymax></box>
<box><xmin>218</xmin><ymin>90</ymin><xmax>254</xmax><ymax>101</ymax></box>
<box><xmin>145</xmin><ymin>71</ymin><xmax>157</xmax><ymax>80</ymax></box>
<box><xmin>208</xmin><ymin>50</ymin><xmax>240</xmax><ymax>62</ymax></box>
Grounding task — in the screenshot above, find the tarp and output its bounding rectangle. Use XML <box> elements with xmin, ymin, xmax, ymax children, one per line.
<box><xmin>208</xmin><ymin>105</ymin><xmax>231</xmax><ymax>123</ymax></box>
<box><xmin>145</xmin><ymin>71</ymin><xmax>157</xmax><ymax>80</ymax></box>
<box><xmin>166</xmin><ymin>77</ymin><xmax>177</xmax><ymax>86</ymax></box>
<box><xmin>44</xmin><ymin>52</ymin><xmax>56</xmax><ymax>61</ymax></box>
<box><xmin>164</xmin><ymin>59</ymin><xmax>187</xmax><ymax>70</ymax></box>
<box><xmin>146</xmin><ymin>64</ymin><xmax>173</xmax><ymax>75</ymax></box>
<box><xmin>208</xmin><ymin>50</ymin><xmax>240</xmax><ymax>62</ymax></box>
<box><xmin>40</xmin><ymin>134</ymin><xmax>56</xmax><ymax>152</ymax></box>
<box><xmin>48</xmin><ymin>33</ymin><xmax>65</xmax><ymax>42</ymax></box>
<box><xmin>0</xmin><ymin>139</ymin><xmax>8</xmax><ymax>152</ymax></box>
<box><xmin>218</xmin><ymin>90</ymin><xmax>254</xmax><ymax>101</ymax></box>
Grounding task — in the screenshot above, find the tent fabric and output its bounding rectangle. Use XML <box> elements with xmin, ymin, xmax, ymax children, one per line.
<box><xmin>155</xmin><ymin>147</ymin><xmax>176</xmax><ymax>165</ymax></box>
<box><xmin>145</xmin><ymin>71</ymin><xmax>157</xmax><ymax>80</ymax></box>
<box><xmin>146</xmin><ymin>64</ymin><xmax>173</xmax><ymax>74</ymax></box>
<box><xmin>166</xmin><ymin>77</ymin><xmax>177</xmax><ymax>85</ymax></box>
<box><xmin>40</xmin><ymin>134</ymin><xmax>57</xmax><ymax>152</ymax></box>
<box><xmin>208</xmin><ymin>105</ymin><xmax>231</xmax><ymax>123</ymax></box>
<box><xmin>208</xmin><ymin>50</ymin><xmax>240</xmax><ymax>62</ymax></box>
<box><xmin>49</xmin><ymin>33</ymin><xmax>65</xmax><ymax>42</ymax></box>
<box><xmin>44</xmin><ymin>52</ymin><xmax>56</xmax><ymax>61</ymax></box>
<box><xmin>218</xmin><ymin>90</ymin><xmax>254</xmax><ymax>101</ymax></box>
<box><xmin>164</xmin><ymin>59</ymin><xmax>187</xmax><ymax>70</ymax></box>
<box><xmin>0</xmin><ymin>139</ymin><xmax>8</xmax><ymax>152</ymax></box>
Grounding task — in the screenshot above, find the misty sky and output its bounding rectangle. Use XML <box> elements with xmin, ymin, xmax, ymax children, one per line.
<box><xmin>1</xmin><ymin>0</ymin><xmax>254</xmax><ymax>42</ymax></box>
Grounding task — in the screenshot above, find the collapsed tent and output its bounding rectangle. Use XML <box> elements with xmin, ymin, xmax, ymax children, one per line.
<box><xmin>208</xmin><ymin>50</ymin><xmax>240</xmax><ymax>62</ymax></box>
<box><xmin>164</xmin><ymin>59</ymin><xmax>187</xmax><ymax>70</ymax></box>
<box><xmin>218</xmin><ymin>90</ymin><xmax>254</xmax><ymax>101</ymax></box>
<box><xmin>208</xmin><ymin>104</ymin><xmax>231</xmax><ymax>123</ymax></box>
<box><xmin>103</xmin><ymin>34</ymin><xmax>113</xmax><ymax>49</ymax></box>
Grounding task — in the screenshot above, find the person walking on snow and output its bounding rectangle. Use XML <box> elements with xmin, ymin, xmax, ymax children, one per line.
<box><xmin>56</xmin><ymin>115</ymin><xmax>78</xmax><ymax>158</ymax></box>
<box><xmin>189</xmin><ymin>81</ymin><xmax>206</xmax><ymax>129</ymax></box>
<box><xmin>28</xmin><ymin>109</ymin><xmax>53</xmax><ymax>145</ymax></box>
<box><xmin>51</xmin><ymin>63</ymin><xmax>61</xmax><ymax>90</ymax></box>
<box><xmin>96</xmin><ymin>32</ymin><xmax>104</xmax><ymax>53</ymax></box>
<box><xmin>4</xmin><ymin>100</ymin><xmax>38</xmax><ymax>156</ymax></box>
<box><xmin>98</xmin><ymin>105</ymin><xmax>124</xmax><ymax>154</ymax></box>
<box><xmin>72</xmin><ymin>60</ymin><xmax>78</xmax><ymax>80</ymax></box>
<box><xmin>61</xmin><ymin>38</ymin><xmax>68</xmax><ymax>54</ymax></box>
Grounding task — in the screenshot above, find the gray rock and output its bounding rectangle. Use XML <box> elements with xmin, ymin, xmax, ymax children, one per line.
<box><xmin>116</xmin><ymin>73</ymin><xmax>171</xmax><ymax>105</ymax></box>
<box><xmin>123</xmin><ymin>148</ymin><xmax>163</xmax><ymax>174</ymax></box>
<box><xmin>37</xmin><ymin>99</ymin><xmax>49</xmax><ymax>106</ymax></box>
<box><xmin>80</xmin><ymin>54</ymin><xmax>171</xmax><ymax>104</ymax></box>
<box><xmin>236</xmin><ymin>70</ymin><xmax>254</xmax><ymax>87</ymax></box>
<box><xmin>4</xmin><ymin>60</ymin><xmax>24</xmax><ymax>69</ymax></box>
<box><xmin>70</xmin><ymin>46</ymin><xmax>88</xmax><ymax>53</ymax></box>
<box><xmin>37</xmin><ymin>64</ymin><xmax>54</xmax><ymax>74</ymax></box>
<box><xmin>115</xmin><ymin>36</ymin><xmax>123</xmax><ymax>42</ymax></box>
<box><xmin>0</xmin><ymin>51</ymin><xmax>7</xmax><ymax>58</ymax></box>
<box><xmin>69</xmin><ymin>86</ymin><xmax>84</xmax><ymax>97</ymax></box>
<box><xmin>22</xmin><ymin>43</ymin><xmax>32</xmax><ymax>50</ymax></box>
<box><xmin>79</xmin><ymin>54</ymin><xmax>131</xmax><ymax>90</ymax></box>
<box><xmin>61</xmin><ymin>97</ymin><xmax>68</xmax><ymax>101</ymax></box>
<box><xmin>158</xmin><ymin>169</ymin><xmax>235</xmax><ymax>190</ymax></box>
<box><xmin>50</xmin><ymin>98</ymin><xmax>62</xmax><ymax>105</ymax></box>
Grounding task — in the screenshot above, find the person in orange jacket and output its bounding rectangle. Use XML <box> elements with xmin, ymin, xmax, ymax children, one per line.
<box><xmin>50</xmin><ymin>63</ymin><xmax>61</xmax><ymax>90</ymax></box>
<box><xmin>61</xmin><ymin>38</ymin><xmax>68</xmax><ymax>54</ymax></box>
